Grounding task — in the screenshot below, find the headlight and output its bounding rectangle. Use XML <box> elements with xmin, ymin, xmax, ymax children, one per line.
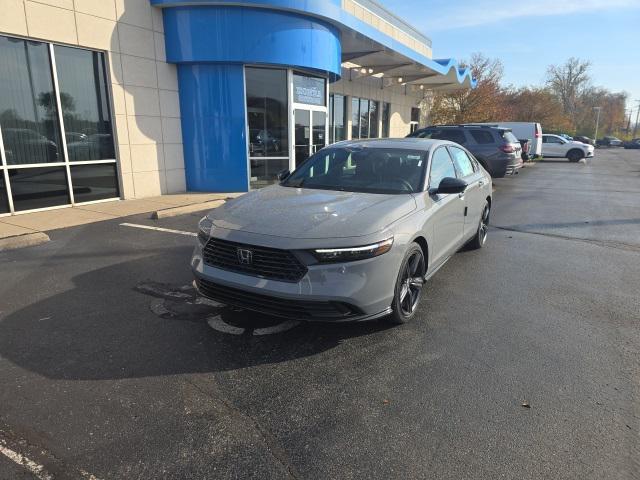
<box><xmin>197</xmin><ymin>216</ymin><xmax>213</xmax><ymax>244</ymax></box>
<box><xmin>311</xmin><ymin>238</ymin><xmax>394</xmax><ymax>263</ymax></box>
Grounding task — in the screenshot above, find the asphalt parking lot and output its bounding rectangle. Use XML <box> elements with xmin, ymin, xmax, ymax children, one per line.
<box><xmin>1</xmin><ymin>149</ymin><xmax>639</xmax><ymax>479</ymax></box>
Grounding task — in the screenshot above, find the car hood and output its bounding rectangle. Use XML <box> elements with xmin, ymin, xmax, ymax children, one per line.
<box><xmin>570</xmin><ymin>141</ymin><xmax>593</xmax><ymax>148</ymax></box>
<box><xmin>210</xmin><ymin>185</ymin><xmax>417</xmax><ymax>239</ymax></box>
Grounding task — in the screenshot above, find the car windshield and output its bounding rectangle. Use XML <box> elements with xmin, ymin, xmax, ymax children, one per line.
<box><xmin>282</xmin><ymin>146</ymin><xmax>427</xmax><ymax>194</ymax></box>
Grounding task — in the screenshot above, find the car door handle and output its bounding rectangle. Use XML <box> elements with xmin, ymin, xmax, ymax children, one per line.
<box><xmin>478</xmin><ymin>180</ymin><xmax>485</xmax><ymax>186</ymax></box>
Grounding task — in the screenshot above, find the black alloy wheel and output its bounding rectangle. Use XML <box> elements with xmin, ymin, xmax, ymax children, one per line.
<box><xmin>388</xmin><ymin>244</ymin><xmax>426</xmax><ymax>324</ymax></box>
<box><xmin>469</xmin><ymin>203</ymin><xmax>490</xmax><ymax>249</ymax></box>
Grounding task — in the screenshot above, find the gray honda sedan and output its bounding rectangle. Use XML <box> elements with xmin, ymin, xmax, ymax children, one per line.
<box><xmin>192</xmin><ymin>139</ymin><xmax>492</xmax><ymax>324</ymax></box>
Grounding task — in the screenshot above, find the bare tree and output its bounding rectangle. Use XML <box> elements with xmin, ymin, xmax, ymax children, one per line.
<box><xmin>546</xmin><ymin>57</ymin><xmax>591</xmax><ymax>121</ymax></box>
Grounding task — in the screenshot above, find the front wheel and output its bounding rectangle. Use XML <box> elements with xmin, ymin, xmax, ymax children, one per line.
<box><xmin>469</xmin><ymin>203</ymin><xmax>490</xmax><ymax>250</ymax></box>
<box><xmin>387</xmin><ymin>244</ymin><xmax>426</xmax><ymax>325</ymax></box>
<box><xmin>567</xmin><ymin>149</ymin><xmax>584</xmax><ymax>162</ymax></box>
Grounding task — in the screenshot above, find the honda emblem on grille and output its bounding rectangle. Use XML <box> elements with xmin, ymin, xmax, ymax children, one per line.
<box><xmin>237</xmin><ymin>248</ymin><xmax>253</xmax><ymax>265</ymax></box>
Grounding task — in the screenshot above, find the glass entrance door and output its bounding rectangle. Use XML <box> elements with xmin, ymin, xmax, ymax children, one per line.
<box><xmin>294</xmin><ymin>109</ymin><xmax>326</xmax><ymax>168</ymax></box>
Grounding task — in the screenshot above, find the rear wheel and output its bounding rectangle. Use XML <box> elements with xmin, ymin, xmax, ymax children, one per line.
<box><xmin>388</xmin><ymin>244</ymin><xmax>426</xmax><ymax>324</ymax></box>
<box><xmin>567</xmin><ymin>149</ymin><xmax>584</xmax><ymax>162</ymax></box>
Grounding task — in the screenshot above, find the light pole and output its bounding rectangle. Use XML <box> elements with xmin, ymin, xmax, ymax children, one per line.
<box><xmin>593</xmin><ymin>107</ymin><xmax>601</xmax><ymax>143</ymax></box>
<box><xmin>633</xmin><ymin>100</ymin><xmax>640</xmax><ymax>138</ymax></box>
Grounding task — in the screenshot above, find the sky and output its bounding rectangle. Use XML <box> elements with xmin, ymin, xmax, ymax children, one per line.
<box><xmin>382</xmin><ymin>0</ymin><xmax>640</xmax><ymax>115</ymax></box>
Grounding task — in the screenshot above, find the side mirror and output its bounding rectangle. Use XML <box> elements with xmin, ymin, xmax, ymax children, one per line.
<box><xmin>436</xmin><ymin>177</ymin><xmax>467</xmax><ymax>194</ymax></box>
<box><xmin>276</xmin><ymin>169</ymin><xmax>290</xmax><ymax>181</ymax></box>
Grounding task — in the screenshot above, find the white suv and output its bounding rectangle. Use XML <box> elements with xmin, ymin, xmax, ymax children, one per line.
<box><xmin>541</xmin><ymin>134</ymin><xmax>595</xmax><ymax>162</ymax></box>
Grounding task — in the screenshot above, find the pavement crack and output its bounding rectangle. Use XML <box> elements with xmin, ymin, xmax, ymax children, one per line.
<box><xmin>492</xmin><ymin>225</ymin><xmax>640</xmax><ymax>253</ymax></box>
<box><xmin>182</xmin><ymin>376</ymin><xmax>302</xmax><ymax>480</ymax></box>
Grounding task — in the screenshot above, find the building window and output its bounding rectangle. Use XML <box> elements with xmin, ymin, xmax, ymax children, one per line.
<box><xmin>0</xmin><ymin>34</ymin><xmax>118</xmax><ymax>214</ymax></box>
<box><xmin>351</xmin><ymin>97</ymin><xmax>380</xmax><ymax>140</ymax></box>
<box><xmin>351</xmin><ymin>97</ymin><xmax>360</xmax><ymax>139</ymax></box>
<box><xmin>410</xmin><ymin>107</ymin><xmax>420</xmax><ymax>134</ymax></box>
<box><xmin>329</xmin><ymin>94</ymin><xmax>346</xmax><ymax>144</ymax></box>
<box><xmin>245</xmin><ymin>67</ymin><xmax>289</xmax><ymax>189</ymax></box>
<box><xmin>369</xmin><ymin>100</ymin><xmax>379</xmax><ymax>138</ymax></box>
<box><xmin>382</xmin><ymin>102</ymin><xmax>391</xmax><ymax>138</ymax></box>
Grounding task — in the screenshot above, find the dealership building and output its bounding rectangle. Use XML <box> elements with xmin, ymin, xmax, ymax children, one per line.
<box><xmin>0</xmin><ymin>0</ymin><xmax>474</xmax><ymax>215</ymax></box>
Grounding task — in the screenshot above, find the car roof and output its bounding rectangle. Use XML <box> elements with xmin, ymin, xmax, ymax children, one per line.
<box><xmin>331</xmin><ymin>138</ymin><xmax>454</xmax><ymax>151</ymax></box>
<box><xmin>421</xmin><ymin>124</ymin><xmax>503</xmax><ymax>130</ymax></box>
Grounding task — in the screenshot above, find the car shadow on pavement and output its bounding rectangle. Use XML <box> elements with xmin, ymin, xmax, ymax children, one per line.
<box><xmin>0</xmin><ymin>250</ymin><xmax>393</xmax><ymax>381</ymax></box>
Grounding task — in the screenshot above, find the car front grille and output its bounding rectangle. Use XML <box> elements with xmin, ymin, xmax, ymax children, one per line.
<box><xmin>202</xmin><ymin>238</ymin><xmax>307</xmax><ymax>283</ymax></box>
<box><xmin>196</xmin><ymin>278</ymin><xmax>360</xmax><ymax>320</ymax></box>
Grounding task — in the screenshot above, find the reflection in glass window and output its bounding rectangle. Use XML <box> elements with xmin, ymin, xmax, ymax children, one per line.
<box><xmin>9</xmin><ymin>166</ymin><xmax>70</xmax><ymax>211</ymax></box>
<box><xmin>329</xmin><ymin>94</ymin><xmax>346</xmax><ymax>144</ymax></box>
<box><xmin>359</xmin><ymin>99</ymin><xmax>370</xmax><ymax>139</ymax></box>
<box><xmin>70</xmin><ymin>164</ymin><xmax>119</xmax><ymax>202</ymax></box>
<box><xmin>351</xmin><ymin>97</ymin><xmax>360</xmax><ymax>140</ymax></box>
<box><xmin>0</xmin><ymin>174</ymin><xmax>9</xmax><ymax>213</ymax></box>
<box><xmin>369</xmin><ymin>101</ymin><xmax>379</xmax><ymax>139</ymax></box>
<box><xmin>246</xmin><ymin>67</ymin><xmax>288</xmax><ymax>158</ymax></box>
<box><xmin>448</xmin><ymin>147</ymin><xmax>475</xmax><ymax>177</ymax></box>
<box><xmin>429</xmin><ymin>147</ymin><xmax>456</xmax><ymax>189</ymax></box>
<box><xmin>54</xmin><ymin>46</ymin><xmax>115</xmax><ymax>161</ymax></box>
<box><xmin>0</xmin><ymin>36</ymin><xmax>63</xmax><ymax>165</ymax></box>
<box><xmin>351</xmin><ymin>97</ymin><xmax>379</xmax><ymax>140</ymax></box>
<box><xmin>410</xmin><ymin>107</ymin><xmax>420</xmax><ymax>134</ymax></box>
<box><xmin>382</xmin><ymin>102</ymin><xmax>390</xmax><ymax>138</ymax></box>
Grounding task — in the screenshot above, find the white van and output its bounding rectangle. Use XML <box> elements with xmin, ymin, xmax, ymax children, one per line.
<box><xmin>469</xmin><ymin>122</ymin><xmax>542</xmax><ymax>158</ymax></box>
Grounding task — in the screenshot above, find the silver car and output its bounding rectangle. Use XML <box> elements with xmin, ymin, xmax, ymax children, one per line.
<box><xmin>192</xmin><ymin>139</ymin><xmax>492</xmax><ymax>324</ymax></box>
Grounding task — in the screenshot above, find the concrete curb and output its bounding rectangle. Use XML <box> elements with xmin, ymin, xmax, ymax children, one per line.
<box><xmin>151</xmin><ymin>199</ymin><xmax>226</xmax><ymax>219</ymax></box>
<box><xmin>0</xmin><ymin>232</ymin><xmax>50</xmax><ymax>252</ymax></box>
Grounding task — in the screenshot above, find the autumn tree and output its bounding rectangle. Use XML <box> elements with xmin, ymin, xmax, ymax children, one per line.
<box><xmin>574</xmin><ymin>87</ymin><xmax>627</xmax><ymax>137</ymax></box>
<box><xmin>427</xmin><ymin>53</ymin><xmax>508</xmax><ymax>124</ymax></box>
<box><xmin>502</xmin><ymin>87</ymin><xmax>572</xmax><ymax>132</ymax></box>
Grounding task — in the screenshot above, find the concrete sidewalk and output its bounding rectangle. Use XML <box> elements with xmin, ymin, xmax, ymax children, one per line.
<box><xmin>0</xmin><ymin>192</ymin><xmax>242</xmax><ymax>251</ymax></box>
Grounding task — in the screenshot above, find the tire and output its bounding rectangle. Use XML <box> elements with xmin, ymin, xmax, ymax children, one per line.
<box><xmin>387</xmin><ymin>243</ymin><xmax>426</xmax><ymax>325</ymax></box>
<box><xmin>468</xmin><ymin>202</ymin><xmax>490</xmax><ymax>250</ymax></box>
<box><xmin>567</xmin><ymin>149</ymin><xmax>584</xmax><ymax>162</ymax></box>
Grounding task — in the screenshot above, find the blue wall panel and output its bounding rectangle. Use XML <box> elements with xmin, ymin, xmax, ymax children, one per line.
<box><xmin>163</xmin><ymin>6</ymin><xmax>341</xmax><ymax>77</ymax></box>
<box><xmin>178</xmin><ymin>64</ymin><xmax>248</xmax><ymax>192</ymax></box>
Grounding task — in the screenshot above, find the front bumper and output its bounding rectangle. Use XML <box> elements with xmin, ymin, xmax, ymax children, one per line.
<box><xmin>191</xmin><ymin>232</ymin><xmax>402</xmax><ymax>322</ymax></box>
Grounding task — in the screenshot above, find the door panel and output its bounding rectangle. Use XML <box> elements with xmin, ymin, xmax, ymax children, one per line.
<box><xmin>427</xmin><ymin>147</ymin><xmax>465</xmax><ymax>266</ymax></box>
<box><xmin>294</xmin><ymin>109</ymin><xmax>310</xmax><ymax>168</ymax></box>
<box><xmin>312</xmin><ymin>111</ymin><xmax>326</xmax><ymax>155</ymax></box>
<box><xmin>448</xmin><ymin>146</ymin><xmax>484</xmax><ymax>239</ymax></box>
<box><xmin>429</xmin><ymin>193</ymin><xmax>465</xmax><ymax>267</ymax></box>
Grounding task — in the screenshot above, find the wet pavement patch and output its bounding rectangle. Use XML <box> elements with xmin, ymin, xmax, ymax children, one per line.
<box><xmin>135</xmin><ymin>281</ymin><xmax>301</xmax><ymax>335</ymax></box>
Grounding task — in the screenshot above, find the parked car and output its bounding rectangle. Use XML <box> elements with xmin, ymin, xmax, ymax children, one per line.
<box><xmin>623</xmin><ymin>138</ymin><xmax>640</xmax><ymax>149</ymax></box>
<box><xmin>468</xmin><ymin>122</ymin><xmax>542</xmax><ymax>158</ymax></box>
<box><xmin>541</xmin><ymin>134</ymin><xmax>595</xmax><ymax>161</ymax></box>
<box><xmin>573</xmin><ymin>135</ymin><xmax>594</xmax><ymax>146</ymax></box>
<box><xmin>596</xmin><ymin>136</ymin><xmax>623</xmax><ymax>147</ymax></box>
<box><xmin>407</xmin><ymin>125</ymin><xmax>522</xmax><ymax>177</ymax></box>
<box><xmin>193</xmin><ymin>138</ymin><xmax>492</xmax><ymax>325</ymax></box>
<box><xmin>66</xmin><ymin>133</ymin><xmax>115</xmax><ymax>161</ymax></box>
<box><xmin>1</xmin><ymin>128</ymin><xmax>58</xmax><ymax>164</ymax></box>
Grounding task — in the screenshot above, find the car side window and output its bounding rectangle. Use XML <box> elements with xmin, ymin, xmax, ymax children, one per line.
<box><xmin>417</xmin><ymin>129</ymin><xmax>440</xmax><ymax>139</ymax></box>
<box><xmin>470</xmin><ymin>130</ymin><xmax>494</xmax><ymax>144</ymax></box>
<box><xmin>448</xmin><ymin>147</ymin><xmax>475</xmax><ymax>178</ymax></box>
<box><xmin>432</xmin><ymin>129</ymin><xmax>466</xmax><ymax>145</ymax></box>
<box><xmin>429</xmin><ymin>147</ymin><xmax>456</xmax><ymax>189</ymax></box>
